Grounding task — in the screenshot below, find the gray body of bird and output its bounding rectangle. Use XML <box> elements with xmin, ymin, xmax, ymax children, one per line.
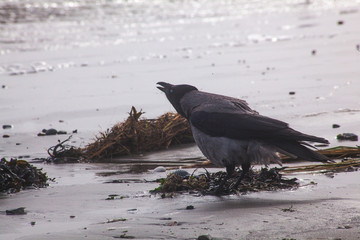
<box><xmin>157</xmin><ymin>82</ymin><xmax>329</xmax><ymax>180</ymax></box>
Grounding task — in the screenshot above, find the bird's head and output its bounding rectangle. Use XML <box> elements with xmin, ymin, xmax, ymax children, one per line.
<box><xmin>157</xmin><ymin>82</ymin><xmax>197</xmax><ymax>117</ymax></box>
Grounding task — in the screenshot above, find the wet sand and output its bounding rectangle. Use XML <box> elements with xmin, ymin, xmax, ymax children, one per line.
<box><xmin>1</xmin><ymin>0</ymin><xmax>360</xmax><ymax>239</ymax></box>
<box><xmin>1</xmin><ymin>162</ymin><xmax>360</xmax><ymax>240</ymax></box>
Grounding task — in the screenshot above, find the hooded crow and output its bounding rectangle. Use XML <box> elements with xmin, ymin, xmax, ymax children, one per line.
<box><xmin>157</xmin><ymin>82</ymin><xmax>330</xmax><ymax>193</ymax></box>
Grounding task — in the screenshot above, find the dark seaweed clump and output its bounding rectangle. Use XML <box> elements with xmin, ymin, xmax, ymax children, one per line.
<box><xmin>0</xmin><ymin>158</ymin><xmax>49</xmax><ymax>193</ymax></box>
<box><xmin>151</xmin><ymin>167</ymin><xmax>299</xmax><ymax>196</ymax></box>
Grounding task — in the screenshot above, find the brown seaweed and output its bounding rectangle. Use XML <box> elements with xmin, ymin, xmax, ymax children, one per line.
<box><xmin>0</xmin><ymin>158</ymin><xmax>49</xmax><ymax>193</ymax></box>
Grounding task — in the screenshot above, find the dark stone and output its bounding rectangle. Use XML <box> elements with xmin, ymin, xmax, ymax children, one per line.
<box><xmin>45</xmin><ymin>128</ymin><xmax>57</xmax><ymax>135</ymax></box>
<box><xmin>311</xmin><ymin>50</ymin><xmax>317</xmax><ymax>55</ymax></box>
<box><xmin>173</xmin><ymin>169</ymin><xmax>190</xmax><ymax>178</ymax></box>
<box><xmin>30</xmin><ymin>221</ymin><xmax>36</xmax><ymax>226</ymax></box>
<box><xmin>2</xmin><ymin>134</ymin><xmax>10</xmax><ymax>138</ymax></box>
<box><xmin>2</xmin><ymin>125</ymin><xmax>13</xmax><ymax>129</ymax></box>
<box><xmin>337</xmin><ymin>133</ymin><xmax>358</xmax><ymax>141</ymax></box>
<box><xmin>37</xmin><ymin>133</ymin><xmax>46</xmax><ymax>137</ymax></box>
<box><xmin>332</xmin><ymin>124</ymin><xmax>340</xmax><ymax>128</ymax></box>
<box><xmin>289</xmin><ymin>91</ymin><xmax>296</xmax><ymax>95</ymax></box>
<box><xmin>57</xmin><ymin>131</ymin><xmax>67</xmax><ymax>135</ymax></box>
<box><xmin>337</xmin><ymin>20</ymin><xmax>344</xmax><ymax>25</ymax></box>
<box><xmin>186</xmin><ymin>205</ymin><xmax>194</xmax><ymax>210</ymax></box>
<box><xmin>198</xmin><ymin>235</ymin><xmax>212</xmax><ymax>240</ymax></box>
<box><xmin>72</xmin><ymin>129</ymin><xmax>78</xmax><ymax>133</ymax></box>
<box><xmin>6</xmin><ymin>207</ymin><xmax>26</xmax><ymax>215</ymax></box>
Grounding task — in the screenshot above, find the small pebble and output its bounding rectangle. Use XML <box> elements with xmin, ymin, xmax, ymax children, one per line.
<box><xmin>57</xmin><ymin>130</ymin><xmax>67</xmax><ymax>135</ymax></box>
<box><xmin>337</xmin><ymin>20</ymin><xmax>344</xmax><ymax>25</ymax></box>
<box><xmin>30</xmin><ymin>221</ymin><xmax>36</xmax><ymax>226</ymax></box>
<box><xmin>3</xmin><ymin>134</ymin><xmax>10</xmax><ymax>138</ymax></box>
<box><xmin>186</xmin><ymin>205</ymin><xmax>194</xmax><ymax>210</ymax></box>
<box><xmin>198</xmin><ymin>235</ymin><xmax>212</xmax><ymax>240</ymax></box>
<box><xmin>72</xmin><ymin>129</ymin><xmax>78</xmax><ymax>133</ymax></box>
<box><xmin>332</xmin><ymin>124</ymin><xmax>340</xmax><ymax>128</ymax></box>
<box><xmin>337</xmin><ymin>133</ymin><xmax>358</xmax><ymax>141</ymax></box>
<box><xmin>311</xmin><ymin>50</ymin><xmax>317</xmax><ymax>55</ymax></box>
<box><xmin>2</xmin><ymin>124</ymin><xmax>13</xmax><ymax>129</ymax></box>
<box><xmin>172</xmin><ymin>169</ymin><xmax>190</xmax><ymax>178</ymax></box>
<box><xmin>70</xmin><ymin>215</ymin><xmax>75</xmax><ymax>219</ymax></box>
<box><xmin>45</xmin><ymin>128</ymin><xmax>58</xmax><ymax>135</ymax></box>
<box><xmin>289</xmin><ymin>91</ymin><xmax>296</xmax><ymax>95</ymax></box>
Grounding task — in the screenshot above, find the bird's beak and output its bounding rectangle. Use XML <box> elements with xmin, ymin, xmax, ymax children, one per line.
<box><xmin>156</xmin><ymin>82</ymin><xmax>173</xmax><ymax>93</ymax></box>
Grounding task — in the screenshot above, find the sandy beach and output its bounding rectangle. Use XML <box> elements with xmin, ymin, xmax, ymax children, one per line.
<box><xmin>1</xmin><ymin>0</ymin><xmax>360</xmax><ymax>239</ymax></box>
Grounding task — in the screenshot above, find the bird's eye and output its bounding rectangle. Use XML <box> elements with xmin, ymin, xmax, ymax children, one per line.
<box><xmin>169</xmin><ymin>89</ymin><xmax>174</xmax><ymax>93</ymax></box>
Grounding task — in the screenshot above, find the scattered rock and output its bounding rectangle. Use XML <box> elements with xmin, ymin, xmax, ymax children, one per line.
<box><xmin>186</xmin><ymin>205</ymin><xmax>194</xmax><ymax>210</ymax></box>
<box><xmin>44</xmin><ymin>128</ymin><xmax>57</xmax><ymax>135</ymax></box>
<box><xmin>72</xmin><ymin>129</ymin><xmax>78</xmax><ymax>133</ymax></box>
<box><xmin>281</xmin><ymin>205</ymin><xmax>295</xmax><ymax>212</ymax></box>
<box><xmin>113</xmin><ymin>234</ymin><xmax>135</xmax><ymax>239</ymax></box>
<box><xmin>2</xmin><ymin>134</ymin><xmax>10</xmax><ymax>138</ymax></box>
<box><xmin>337</xmin><ymin>133</ymin><xmax>358</xmax><ymax>141</ymax></box>
<box><xmin>30</xmin><ymin>221</ymin><xmax>36</xmax><ymax>226</ymax></box>
<box><xmin>153</xmin><ymin>166</ymin><xmax>166</xmax><ymax>172</ymax></box>
<box><xmin>332</xmin><ymin>124</ymin><xmax>340</xmax><ymax>128</ymax></box>
<box><xmin>198</xmin><ymin>235</ymin><xmax>212</xmax><ymax>240</ymax></box>
<box><xmin>2</xmin><ymin>124</ymin><xmax>13</xmax><ymax>129</ymax></box>
<box><xmin>38</xmin><ymin>128</ymin><xmax>69</xmax><ymax>136</ymax></box>
<box><xmin>337</xmin><ymin>20</ymin><xmax>344</xmax><ymax>25</ymax></box>
<box><xmin>172</xmin><ymin>169</ymin><xmax>190</xmax><ymax>178</ymax></box>
<box><xmin>70</xmin><ymin>215</ymin><xmax>75</xmax><ymax>219</ymax></box>
<box><xmin>311</xmin><ymin>49</ymin><xmax>317</xmax><ymax>55</ymax></box>
<box><xmin>289</xmin><ymin>91</ymin><xmax>296</xmax><ymax>95</ymax></box>
<box><xmin>6</xmin><ymin>207</ymin><xmax>26</xmax><ymax>215</ymax></box>
<box><xmin>1</xmin><ymin>85</ymin><xmax>6</xmax><ymax>89</ymax></box>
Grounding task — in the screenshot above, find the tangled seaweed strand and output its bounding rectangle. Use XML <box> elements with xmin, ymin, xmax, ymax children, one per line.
<box><xmin>83</xmin><ymin>106</ymin><xmax>193</xmax><ymax>161</ymax></box>
<box><xmin>47</xmin><ymin>136</ymin><xmax>83</xmax><ymax>163</ymax></box>
<box><xmin>152</xmin><ymin>168</ymin><xmax>299</xmax><ymax>196</ymax></box>
<box><xmin>0</xmin><ymin>158</ymin><xmax>49</xmax><ymax>193</ymax></box>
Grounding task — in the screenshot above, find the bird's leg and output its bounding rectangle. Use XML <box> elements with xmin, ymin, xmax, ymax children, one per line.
<box><xmin>232</xmin><ymin>162</ymin><xmax>250</xmax><ymax>190</ymax></box>
<box><xmin>215</xmin><ymin>165</ymin><xmax>235</xmax><ymax>194</ymax></box>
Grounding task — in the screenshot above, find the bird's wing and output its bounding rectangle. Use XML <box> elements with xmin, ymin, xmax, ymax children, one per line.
<box><xmin>190</xmin><ymin>111</ymin><xmax>328</xmax><ymax>143</ymax></box>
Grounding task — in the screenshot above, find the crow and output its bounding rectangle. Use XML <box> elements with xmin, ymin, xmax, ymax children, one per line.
<box><xmin>157</xmin><ymin>82</ymin><xmax>330</xmax><ymax>193</ymax></box>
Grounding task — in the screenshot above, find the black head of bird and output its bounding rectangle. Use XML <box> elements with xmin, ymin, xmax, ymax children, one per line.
<box><xmin>157</xmin><ymin>82</ymin><xmax>197</xmax><ymax>118</ymax></box>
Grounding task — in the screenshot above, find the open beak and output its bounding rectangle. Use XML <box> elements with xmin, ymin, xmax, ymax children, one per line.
<box><xmin>156</xmin><ymin>82</ymin><xmax>173</xmax><ymax>93</ymax></box>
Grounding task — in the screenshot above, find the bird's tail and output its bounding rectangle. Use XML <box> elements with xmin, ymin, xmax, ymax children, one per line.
<box><xmin>273</xmin><ymin>141</ymin><xmax>330</xmax><ymax>163</ymax></box>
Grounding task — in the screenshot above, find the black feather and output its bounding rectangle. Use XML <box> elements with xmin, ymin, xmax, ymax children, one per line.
<box><xmin>190</xmin><ymin>111</ymin><xmax>329</xmax><ymax>144</ymax></box>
